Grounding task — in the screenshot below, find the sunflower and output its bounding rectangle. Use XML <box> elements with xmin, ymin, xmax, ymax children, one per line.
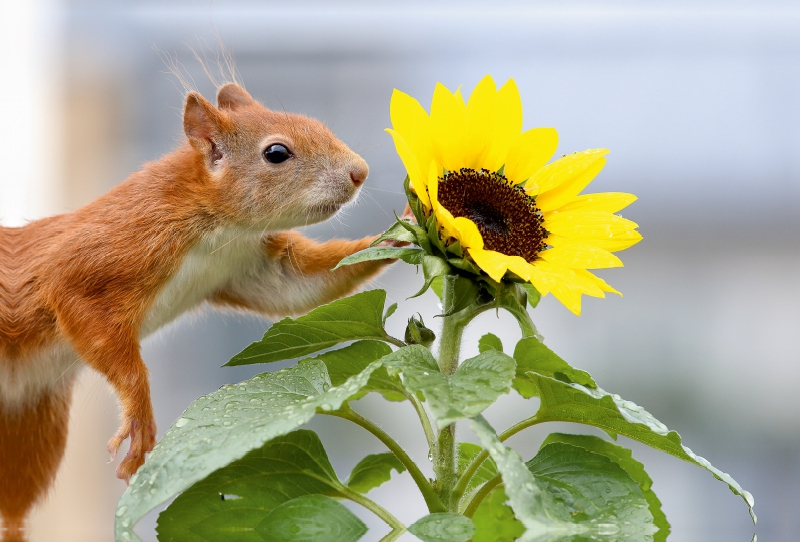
<box><xmin>386</xmin><ymin>75</ymin><xmax>641</xmax><ymax>315</ymax></box>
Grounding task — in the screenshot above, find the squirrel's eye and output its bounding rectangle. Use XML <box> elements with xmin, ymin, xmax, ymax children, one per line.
<box><xmin>264</xmin><ymin>144</ymin><xmax>292</xmax><ymax>164</ymax></box>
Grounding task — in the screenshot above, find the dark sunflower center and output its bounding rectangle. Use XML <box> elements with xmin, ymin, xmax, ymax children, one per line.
<box><xmin>437</xmin><ymin>168</ymin><xmax>548</xmax><ymax>262</ymax></box>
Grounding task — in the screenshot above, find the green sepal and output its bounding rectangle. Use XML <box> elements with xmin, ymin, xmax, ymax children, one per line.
<box><xmin>446</xmin><ymin>239</ymin><xmax>463</xmax><ymax>257</ymax></box>
<box><xmin>403</xmin><ymin>174</ymin><xmax>428</xmax><ymax>226</ymax></box>
<box><xmin>521</xmin><ymin>283</ymin><xmax>541</xmax><ymax>308</ymax></box>
<box><xmin>409</xmin><ymin>255</ymin><xmax>452</xmax><ymax>298</ymax></box>
<box><xmin>426</xmin><ymin>212</ymin><xmax>448</xmax><ymax>256</ymax></box>
<box><xmin>448</xmin><ymin>256</ymin><xmax>482</xmax><ymax>275</ymax></box>
<box><xmin>370</xmin><ymin>220</ymin><xmax>418</xmax><ymax>247</ymax></box>
<box><xmin>439</xmin><ymin>274</ymin><xmax>481</xmax><ymax>316</ymax></box>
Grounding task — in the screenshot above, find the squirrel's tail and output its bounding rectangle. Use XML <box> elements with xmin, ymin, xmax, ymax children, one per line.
<box><xmin>0</xmin><ymin>388</ymin><xmax>72</xmax><ymax>542</ymax></box>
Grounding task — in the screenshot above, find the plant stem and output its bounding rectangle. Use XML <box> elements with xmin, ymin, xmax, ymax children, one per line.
<box><xmin>452</xmin><ymin>415</ymin><xmax>542</xmax><ymax>507</ymax></box>
<box><xmin>338</xmin><ymin>484</ymin><xmax>406</xmax><ymax>537</ymax></box>
<box><xmin>462</xmin><ymin>474</ymin><xmax>502</xmax><ymax>518</ymax></box>
<box><xmin>382</xmin><ymin>333</ymin><xmax>407</xmax><ymax>348</ymax></box>
<box><xmin>495</xmin><ymin>282</ymin><xmax>542</xmax><ymax>340</ymax></box>
<box><xmin>431</xmin><ymin>276</ymin><xmax>474</xmax><ymax>511</ymax></box>
<box><xmin>323</xmin><ymin>406</ymin><xmax>446</xmax><ymax>513</ymax></box>
<box><xmin>408</xmin><ymin>393</ymin><xmax>436</xmax><ymax>449</ymax></box>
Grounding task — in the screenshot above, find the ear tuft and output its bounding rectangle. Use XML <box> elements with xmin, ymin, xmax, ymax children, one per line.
<box><xmin>183</xmin><ymin>92</ymin><xmax>226</xmax><ymax>145</ymax></box>
<box><xmin>217</xmin><ymin>83</ymin><xmax>256</xmax><ymax>110</ymax></box>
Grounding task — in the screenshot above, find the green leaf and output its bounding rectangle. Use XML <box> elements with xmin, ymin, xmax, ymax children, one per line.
<box><xmin>383</xmin><ymin>346</ymin><xmax>516</xmax><ymax>428</ymax></box>
<box><xmin>540</xmin><ymin>433</ymin><xmax>669</xmax><ymax>537</ymax></box>
<box><xmin>370</xmin><ymin>220</ymin><xmax>419</xmax><ymax>247</ymax></box>
<box><xmin>383</xmin><ymin>303</ymin><xmax>398</xmax><ymax>327</ymax></box>
<box><xmin>116</xmin><ymin>359</ymin><xmax>383</xmax><ymax>541</ymax></box>
<box><xmin>512</xmin><ymin>337</ymin><xmax>596</xmax><ymax>398</ymax></box>
<box><xmin>409</xmin><ymin>255</ymin><xmax>452</xmax><ymax>298</ymax></box>
<box><xmin>526</xmin><ymin>441</ymin><xmax>656</xmax><ymax>531</ymax></box>
<box><xmin>469</xmin><ymin>416</ymin><xmax>546</xmax><ymax>532</ymax></box>
<box><xmin>155</xmin><ymin>431</ymin><xmax>354</xmax><ymax>542</ymax></box>
<box><xmin>440</xmin><ymin>274</ymin><xmax>480</xmax><ymax>316</ymax></box>
<box><xmin>255</xmin><ymin>495</ymin><xmax>367</xmax><ymax>542</ymax></box>
<box><xmin>527</xmin><ymin>372</ymin><xmax>756</xmax><ymax>523</ymax></box>
<box><xmin>478</xmin><ymin>333</ymin><xmax>503</xmax><ymax>353</ymax></box>
<box><xmin>347</xmin><ymin>453</ymin><xmax>407</xmax><ymax>494</ymax></box>
<box><xmin>471</xmin><ymin>487</ymin><xmax>524</xmax><ymax>542</ymax></box>
<box><xmin>303</xmin><ymin>341</ymin><xmax>406</xmax><ymax>402</ymax></box>
<box><xmin>226</xmin><ymin>290</ymin><xmax>390</xmax><ymax>366</ymax></box>
<box><xmin>458</xmin><ymin>442</ymin><xmax>498</xmax><ymax>496</ymax></box>
<box><xmin>408</xmin><ymin>513</ymin><xmax>475</xmax><ymax>542</ymax></box>
<box><xmin>334</xmin><ymin>246</ymin><xmax>426</xmax><ymax>269</ymax></box>
<box><xmin>521</xmin><ymin>283</ymin><xmax>541</xmax><ymax>308</ymax></box>
<box><xmin>469</xmin><ymin>417</ymin><xmax>658</xmax><ymax>541</ymax></box>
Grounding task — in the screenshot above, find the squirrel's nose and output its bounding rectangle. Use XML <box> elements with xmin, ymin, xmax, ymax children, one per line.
<box><xmin>349</xmin><ymin>159</ymin><xmax>369</xmax><ymax>186</ymax></box>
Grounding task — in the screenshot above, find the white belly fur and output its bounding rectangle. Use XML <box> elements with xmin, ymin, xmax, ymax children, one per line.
<box><xmin>0</xmin><ymin>227</ymin><xmax>265</xmax><ymax>410</ymax></box>
<box><xmin>141</xmin><ymin>226</ymin><xmax>265</xmax><ymax>336</ymax></box>
<box><xmin>0</xmin><ymin>342</ymin><xmax>81</xmax><ymax>411</ymax></box>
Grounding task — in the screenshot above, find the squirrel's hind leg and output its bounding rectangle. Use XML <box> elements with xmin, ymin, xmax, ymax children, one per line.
<box><xmin>0</xmin><ymin>387</ymin><xmax>73</xmax><ymax>542</ymax></box>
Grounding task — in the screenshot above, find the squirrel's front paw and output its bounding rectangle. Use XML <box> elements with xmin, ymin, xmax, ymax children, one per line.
<box><xmin>107</xmin><ymin>415</ymin><xmax>157</xmax><ymax>483</ymax></box>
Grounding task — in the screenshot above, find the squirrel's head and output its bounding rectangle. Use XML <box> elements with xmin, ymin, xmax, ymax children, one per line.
<box><xmin>182</xmin><ymin>83</ymin><xmax>368</xmax><ymax>229</ymax></box>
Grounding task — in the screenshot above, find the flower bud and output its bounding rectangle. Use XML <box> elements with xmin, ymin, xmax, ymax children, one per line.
<box><xmin>405</xmin><ymin>315</ymin><xmax>436</xmax><ymax>347</ymax></box>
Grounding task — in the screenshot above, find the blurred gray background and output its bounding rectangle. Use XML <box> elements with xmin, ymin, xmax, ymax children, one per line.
<box><xmin>2</xmin><ymin>1</ymin><xmax>798</xmax><ymax>541</ymax></box>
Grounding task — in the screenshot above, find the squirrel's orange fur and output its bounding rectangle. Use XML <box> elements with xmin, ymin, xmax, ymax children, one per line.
<box><xmin>0</xmin><ymin>84</ymin><xmax>393</xmax><ymax>540</ymax></box>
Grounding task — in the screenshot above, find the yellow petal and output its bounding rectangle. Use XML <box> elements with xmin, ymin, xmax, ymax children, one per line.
<box><xmin>539</xmin><ymin>243</ymin><xmax>623</xmax><ymax>269</ymax></box>
<box><xmin>463</xmin><ymin>75</ymin><xmax>498</xmax><ymax>170</ymax></box>
<box><xmin>390</xmin><ymin>89</ymin><xmax>433</xmax><ymax>192</ymax></box>
<box><xmin>385</xmin><ymin>128</ymin><xmax>430</xmax><ymax>208</ymax></box>
<box><xmin>505</xmin><ymin>256</ymin><xmax>535</xmax><ymax>281</ymax></box>
<box><xmin>545</xmin><ymin>211</ymin><xmax>639</xmax><ymax>239</ymax></box>
<box><xmin>533</xmin><ymin>260</ymin><xmax>608</xmax><ymax>315</ymax></box>
<box><xmin>568</xmin><ymin>230</ymin><xmax>642</xmax><ymax>252</ymax></box>
<box><xmin>536</xmin><ymin>156</ymin><xmax>607</xmax><ymax>211</ymax></box>
<box><xmin>430</xmin><ymin>82</ymin><xmax>467</xmax><ymax>171</ymax></box>
<box><xmin>482</xmin><ymin>78</ymin><xmax>524</xmax><ymax>172</ymax></box>
<box><xmin>453</xmin><ymin>216</ymin><xmax>484</xmax><ymax>249</ymax></box>
<box><xmin>435</xmin><ymin>202</ymin><xmax>458</xmax><ymax>239</ymax></box>
<box><xmin>574</xmin><ymin>269</ymin><xmax>621</xmax><ymax>296</ymax></box>
<box><xmin>469</xmin><ymin>247</ymin><xmax>508</xmax><ymax>282</ymax></box>
<box><xmin>505</xmin><ymin>127</ymin><xmax>558</xmax><ymax>184</ymax></box>
<box><xmin>427</xmin><ymin>160</ymin><xmax>440</xmax><ymax>209</ymax></box>
<box><xmin>526</xmin><ymin>148</ymin><xmax>608</xmax><ymax>196</ymax></box>
<box><xmin>558</xmin><ymin>192</ymin><xmax>637</xmax><ymax>213</ymax></box>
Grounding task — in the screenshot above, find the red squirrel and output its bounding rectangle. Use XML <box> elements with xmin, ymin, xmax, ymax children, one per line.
<box><xmin>0</xmin><ymin>83</ymin><xmax>397</xmax><ymax>541</ymax></box>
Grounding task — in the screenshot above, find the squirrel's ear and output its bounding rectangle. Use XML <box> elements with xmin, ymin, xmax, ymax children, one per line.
<box><xmin>183</xmin><ymin>92</ymin><xmax>228</xmax><ymax>149</ymax></box>
<box><xmin>217</xmin><ymin>83</ymin><xmax>256</xmax><ymax>110</ymax></box>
